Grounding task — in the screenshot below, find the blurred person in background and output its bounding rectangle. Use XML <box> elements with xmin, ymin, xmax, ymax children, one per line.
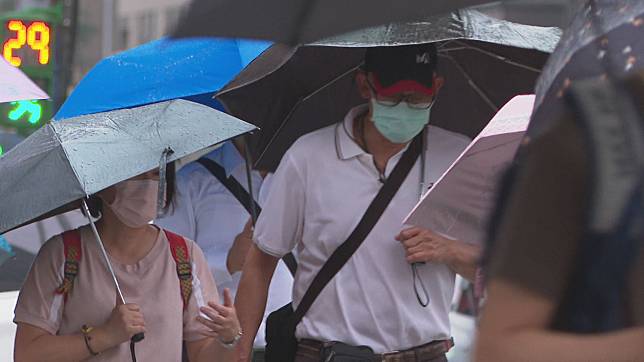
<box><xmin>476</xmin><ymin>71</ymin><xmax>644</xmax><ymax>361</ymax></box>
<box><xmin>157</xmin><ymin>139</ymin><xmax>293</xmax><ymax>362</ymax></box>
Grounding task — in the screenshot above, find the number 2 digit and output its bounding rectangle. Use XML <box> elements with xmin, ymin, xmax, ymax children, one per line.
<box><xmin>3</xmin><ymin>20</ymin><xmax>27</xmax><ymax>67</ymax></box>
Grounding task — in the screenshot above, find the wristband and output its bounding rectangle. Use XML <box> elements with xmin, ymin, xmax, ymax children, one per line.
<box><xmin>81</xmin><ymin>324</ymin><xmax>99</xmax><ymax>356</ymax></box>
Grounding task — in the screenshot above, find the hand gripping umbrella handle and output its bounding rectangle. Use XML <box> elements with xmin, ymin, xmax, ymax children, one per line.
<box><xmin>81</xmin><ymin>200</ymin><xmax>145</xmax><ymax>345</ymax></box>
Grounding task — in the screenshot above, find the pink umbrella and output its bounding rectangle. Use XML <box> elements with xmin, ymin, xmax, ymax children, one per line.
<box><xmin>0</xmin><ymin>58</ymin><xmax>49</xmax><ymax>103</ymax></box>
<box><xmin>404</xmin><ymin>94</ymin><xmax>535</xmax><ymax>245</ymax></box>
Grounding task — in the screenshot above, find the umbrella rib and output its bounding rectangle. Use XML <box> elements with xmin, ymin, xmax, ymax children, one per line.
<box><xmin>290</xmin><ymin>0</ymin><xmax>316</xmax><ymax>45</ymax></box>
<box><xmin>441</xmin><ymin>53</ymin><xmax>499</xmax><ymax>112</ymax></box>
<box><xmin>449</xmin><ymin>40</ymin><xmax>542</xmax><ymax>73</ymax></box>
<box><xmin>254</xmin><ymin>63</ymin><xmax>362</xmax><ymax>167</ymax></box>
<box><xmin>465</xmin><ymin>135</ymin><xmax>525</xmax><ymax>157</ymax></box>
<box><xmin>49</xmin><ymin>122</ymin><xmax>87</xmax><ymax>195</ymax></box>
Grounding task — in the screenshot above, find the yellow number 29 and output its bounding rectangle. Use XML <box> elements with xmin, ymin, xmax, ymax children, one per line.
<box><xmin>3</xmin><ymin>20</ymin><xmax>51</xmax><ymax>67</ymax></box>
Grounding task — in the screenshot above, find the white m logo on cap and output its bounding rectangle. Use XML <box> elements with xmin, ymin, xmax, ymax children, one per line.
<box><xmin>416</xmin><ymin>53</ymin><xmax>431</xmax><ymax>64</ymax></box>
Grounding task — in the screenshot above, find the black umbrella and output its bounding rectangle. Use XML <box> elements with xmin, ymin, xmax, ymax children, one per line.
<box><xmin>527</xmin><ymin>0</ymin><xmax>644</xmax><ymax>138</ymax></box>
<box><xmin>216</xmin><ymin>10</ymin><xmax>561</xmax><ymax>171</ymax></box>
<box><xmin>173</xmin><ymin>0</ymin><xmax>496</xmax><ymax>45</ymax></box>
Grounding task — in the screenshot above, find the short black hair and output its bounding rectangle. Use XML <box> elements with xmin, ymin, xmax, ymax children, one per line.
<box><xmin>85</xmin><ymin>162</ymin><xmax>176</xmax><ymax>218</ymax></box>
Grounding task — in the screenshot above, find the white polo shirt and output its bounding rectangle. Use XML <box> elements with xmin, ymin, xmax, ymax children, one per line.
<box><xmin>156</xmin><ymin>142</ymin><xmax>293</xmax><ymax>347</ymax></box>
<box><xmin>254</xmin><ymin>105</ymin><xmax>470</xmax><ymax>353</ymax></box>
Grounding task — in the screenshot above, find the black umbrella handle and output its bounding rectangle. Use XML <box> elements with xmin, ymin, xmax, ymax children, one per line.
<box><xmin>129</xmin><ymin>333</ymin><xmax>145</xmax><ymax>362</ymax></box>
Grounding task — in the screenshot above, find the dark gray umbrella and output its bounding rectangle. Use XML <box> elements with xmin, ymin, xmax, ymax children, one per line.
<box><xmin>173</xmin><ymin>0</ymin><xmax>496</xmax><ymax>45</ymax></box>
<box><xmin>216</xmin><ymin>10</ymin><xmax>561</xmax><ymax>171</ymax></box>
<box><xmin>527</xmin><ymin>0</ymin><xmax>644</xmax><ymax>138</ymax></box>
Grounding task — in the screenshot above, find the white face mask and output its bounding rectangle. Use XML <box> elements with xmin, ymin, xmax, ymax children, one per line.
<box><xmin>105</xmin><ymin>179</ymin><xmax>159</xmax><ymax>228</ymax></box>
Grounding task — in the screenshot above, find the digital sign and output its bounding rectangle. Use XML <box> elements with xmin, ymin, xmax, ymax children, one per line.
<box><xmin>3</xmin><ymin>19</ymin><xmax>51</xmax><ymax>67</ymax></box>
<box><xmin>0</xmin><ymin>6</ymin><xmax>60</xmax><ymax>138</ymax></box>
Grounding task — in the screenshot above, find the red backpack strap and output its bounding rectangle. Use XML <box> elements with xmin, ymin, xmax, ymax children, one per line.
<box><xmin>55</xmin><ymin>230</ymin><xmax>82</xmax><ymax>302</ymax></box>
<box><xmin>165</xmin><ymin>229</ymin><xmax>192</xmax><ymax>309</ymax></box>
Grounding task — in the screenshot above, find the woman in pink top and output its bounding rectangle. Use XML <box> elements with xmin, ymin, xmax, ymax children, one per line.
<box><xmin>13</xmin><ymin>167</ymin><xmax>242</xmax><ymax>361</ymax></box>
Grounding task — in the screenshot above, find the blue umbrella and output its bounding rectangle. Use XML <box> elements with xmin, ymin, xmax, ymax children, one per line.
<box><xmin>55</xmin><ymin>37</ymin><xmax>270</xmax><ymax>119</ymax></box>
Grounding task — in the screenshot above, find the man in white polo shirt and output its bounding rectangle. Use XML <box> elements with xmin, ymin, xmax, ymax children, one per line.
<box><xmin>235</xmin><ymin>44</ymin><xmax>481</xmax><ymax>362</ymax></box>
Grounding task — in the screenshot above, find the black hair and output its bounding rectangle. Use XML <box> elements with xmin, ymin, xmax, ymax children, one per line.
<box><xmin>85</xmin><ymin>162</ymin><xmax>176</xmax><ymax>218</ymax></box>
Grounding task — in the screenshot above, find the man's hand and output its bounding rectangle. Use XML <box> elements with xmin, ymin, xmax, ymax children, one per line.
<box><xmin>227</xmin><ymin>219</ymin><xmax>254</xmax><ymax>274</ymax></box>
<box><xmin>396</xmin><ymin>226</ymin><xmax>481</xmax><ymax>281</ymax></box>
<box><xmin>396</xmin><ymin>226</ymin><xmax>456</xmax><ymax>264</ymax></box>
<box><xmin>197</xmin><ymin>288</ymin><xmax>242</xmax><ymax>343</ymax></box>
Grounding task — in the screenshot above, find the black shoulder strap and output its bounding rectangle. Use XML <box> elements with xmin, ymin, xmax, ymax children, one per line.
<box><xmin>196</xmin><ymin>158</ymin><xmax>298</xmax><ymax>276</ymax></box>
<box><xmin>196</xmin><ymin>158</ymin><xmax>261</xmax><ymax>216</ymax></box>
<box><xmin>292</xmin><ymin>134</ymin><xmax>423</xmax><ymax>324</ymax></box>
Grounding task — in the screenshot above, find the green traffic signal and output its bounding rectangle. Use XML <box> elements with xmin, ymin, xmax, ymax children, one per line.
<box><xmin>8</xmin><ymin>100</ymin><xmax>42</xmax><ymax>125</ymax></box>
<box><xmin>1</xmin><ymin>99</ymin><xmax>49</xmax><ymax>136</ymax></box>
<box><xmin>0</xmin><ymin>144</ymin><xmax>4</xmax><ymax>156</ymax></box>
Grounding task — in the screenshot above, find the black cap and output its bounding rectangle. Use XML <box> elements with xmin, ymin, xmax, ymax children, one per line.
<box><xmin>364</xmin><ymin>43</ymin><xmax>438</xmax><ymax>95</ymax></box>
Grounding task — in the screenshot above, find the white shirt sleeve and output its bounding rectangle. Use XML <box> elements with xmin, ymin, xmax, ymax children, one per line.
<box><xmin>254</xmin><ymin>152</ymin><xmax>306</xmax><ymax>258</ymax></box>
<box><xmin>258</xmin><ymin>172</ymin><xmax>274</xmax><ymax>206</ymax></box>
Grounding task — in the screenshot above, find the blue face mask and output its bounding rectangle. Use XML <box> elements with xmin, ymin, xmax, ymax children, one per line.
<box><xmin>370</xmin><ymin>99</ymin><xmax>432</xmax><ymax>143</ymax></box>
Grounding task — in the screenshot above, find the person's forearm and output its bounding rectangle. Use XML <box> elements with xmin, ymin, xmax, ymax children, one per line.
<box><xmin>446</xmin><ymin>241</ymin><xmax>481</xmax><ymax>281</ymax></box>
<box><xmin>235</xmin><ymin>246</ymin><xmax>277</xmax><ymax>361</ymax></box>
<box><xmin>476</xmin><ymin>326</ymin><xmax>644</xmax><ymax>362</ymax></box>
<box><xmin>194</xmin><ymin>339</ymin><xmax>236</xmax><ymax>362</ymax></box>
<box><xmin>15</xmin><ymin>327</ymin><xmax>116</xmax><ymax>362</ymax></box>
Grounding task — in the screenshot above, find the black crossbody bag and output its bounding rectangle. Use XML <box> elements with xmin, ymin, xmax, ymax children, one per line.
<box><xmin>264</xmin><ymin>134</ymin><xmax>422</xmax><ymax>362</ymax></box>
<box><xmin>196</xmin><ymin>158</ymin><xmax>298</xmax><ymax>275</ymax></box>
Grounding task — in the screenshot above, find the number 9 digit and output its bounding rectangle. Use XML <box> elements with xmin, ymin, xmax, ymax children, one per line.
<box><xmin>27</xmin><ymin>22</ymin><xmax>50</xmax><ymax>65</ymax></box>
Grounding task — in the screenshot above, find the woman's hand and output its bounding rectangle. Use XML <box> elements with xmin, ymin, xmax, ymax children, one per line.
<box><xmin>197</xmin><ymin>288</ymin><xmax>242</xmax><ymax>343</ymax></box>
<box><xmin>96</xmin><ymin>301</ymin><xmax>146</xmax><ymax>346</ymax></box>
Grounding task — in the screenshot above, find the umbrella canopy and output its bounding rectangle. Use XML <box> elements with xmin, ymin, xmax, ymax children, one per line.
<box><xmin>172</xmin><ymin>0</ymin><xmax>497</xmax><ymax>45</ymax></box>
<box><xmin>217</xmin><ymin>10</ymin><xmax>561</xmax><ymax>171</ymax></box>
<box><xmin>404</xmin><ymin>94</ymin><xmax>534</xmax><ymax>245</ymax></box>
<box><xmin>0</xmin><ymin>58</ymin><xmax>49</xmax><ymax>103</ymax></box>
<box><xmin>528</xmin><ymin>0</ymin><xmax>644</xmax><ymax>138</ymax></box>
<box><xmin>55</xmin><ymin>37</ymin><xmax>270</xmax><ymax>120</ymax></box>
<box><xmin>0</xmin><ymin>99</ymin><xmax>256</xmax><ymax>234</ymax></box>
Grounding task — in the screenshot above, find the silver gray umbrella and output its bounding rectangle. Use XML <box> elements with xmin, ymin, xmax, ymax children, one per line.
<box><xmin>216</xmin><ymin>10</ymin><xmax>561</xmax><ymax>171</ymax></box>
<box><xmin>0</xmin><ymin>99</ymin><xmax>255</xmax><ymax>234</ymax></box>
